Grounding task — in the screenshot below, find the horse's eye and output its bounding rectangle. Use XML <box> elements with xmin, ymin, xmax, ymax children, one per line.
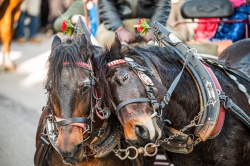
<box><xmin>78</xmin><ymin>81</ymin><xmax>91</xmax><ymax>93</ymax></box>
<box><xmin>123</xmin><ymin>74</ymin><xmax>128</xmax><ymax>82</ymax></box>
<box><xmin>81</xmin><ymin>85</ymin><xmax>90</xmax><ymax>93</ymax></box>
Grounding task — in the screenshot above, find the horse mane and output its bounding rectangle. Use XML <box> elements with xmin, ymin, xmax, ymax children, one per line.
<box><xmin>45</xmin><ymin>37</ymin><xmax>98</xmax><ymax>90</ymax></box>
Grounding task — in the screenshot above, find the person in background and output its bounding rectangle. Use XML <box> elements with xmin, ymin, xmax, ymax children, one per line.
<box><xmin>53</xmin><ymin>0</ymin><xmax>173</xmax><ymax>47</ymax></box>
<box><xmin>210</xmin><ymin>0</ymin><xmax>250</xmax><ymax>42</ymax></box>
<box><xmin>48</xmin><ymin>0</ymin><xmax>73</xmax><ymax>34</ymax></box>
<box><xmin>96</xmin><ymin>0</ymin><xmax>171</xmax><ymax>47</ymax></box>
<box><xmin>15</xmin><ymin>0</ymin><xmax>42</xmax><ymax>43</ymax></box>
<box><xmin>53</xmin><ymin>0</ymin><xmax>85</xmax><ymax>32</ymax></box>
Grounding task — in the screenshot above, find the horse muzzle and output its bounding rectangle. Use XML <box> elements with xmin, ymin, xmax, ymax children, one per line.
<box><xmin>124</xmin><ymin>117</ymin><xmax>162</xmax><ymax>146</ymax></box>
<box><xmin>45</xmin><ymin>114</ymin><xmax>87</xmax><ymax>164</ymax></box>
<box><xmin>60</xmin><ymin>142</ymin><xmax>85</xmax><ymax>165</ymax></box>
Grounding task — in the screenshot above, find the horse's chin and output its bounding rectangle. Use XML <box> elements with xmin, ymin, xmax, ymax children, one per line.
<box><xmin>62</xmin><ymin>150</ymin><xmax>85</xmax><ymax>165</ymax></box>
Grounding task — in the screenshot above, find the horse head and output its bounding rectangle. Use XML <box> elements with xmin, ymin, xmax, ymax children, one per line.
<box><xmin>44</xmin><ymin>32</ymin><xmax>105</xmax><ymax>164</ymax></box>
<box><xmin>95</xmin><ymin>35</ymin><xmax>173</xmax><ymax>147</ymax></box>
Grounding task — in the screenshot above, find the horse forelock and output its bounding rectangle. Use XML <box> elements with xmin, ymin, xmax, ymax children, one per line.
<box><xmin>46</xmin><ymin>38</ymin><xmax>96</xmax><ymax>89</ymax></box>
<box><xmin>93</xmin><ymin>47</ymin><xmax>121</xmax><ymax>110</ymax></box>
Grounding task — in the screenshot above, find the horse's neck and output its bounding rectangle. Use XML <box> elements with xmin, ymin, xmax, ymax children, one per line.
<box><xmin>160</xmin><ymin>63</ymin><xmax>201</xmax><ymax>129</ymax></box>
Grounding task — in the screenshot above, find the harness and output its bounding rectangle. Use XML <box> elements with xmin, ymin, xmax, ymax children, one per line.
<box><xmin>34</xmin><ymin>59</ymin><xmax>119</xmax><ymax>166</ymax></box>
<box><xmin>106</xmin><ymin>22</ymin><xmax>250</xmax><ymax>159</ymax></box>
<box><xmin>153</xmin><ymin>21</ymin><xmax>250</xmax><ymax>130</ymax></box>
<box><xmin>108</xmin><ymin>58</ymin><xmax>161</xmax><ymax>118</ymax></box>
<box><xmin>153</xmin><ymin>22</ymin><xmax>250</xmax><ymax>153</ymax></box>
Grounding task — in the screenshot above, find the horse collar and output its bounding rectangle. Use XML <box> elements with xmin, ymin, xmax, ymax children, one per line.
<box><xmin>202</xmin><ymin>63</ymin><xmax>225</xmax><ymax>138</ymax></box>
<box><xmin>154</xmin><ymin>23</ymin><xmax>223</xmax><ymax>143</ymax></box>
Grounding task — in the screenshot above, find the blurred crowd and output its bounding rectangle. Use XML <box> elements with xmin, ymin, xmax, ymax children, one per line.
<box><xmin>13</xmin><ymin>0</ymin><xmax>250</xmax><ymax>50</ymax></box>
<box><xmin>13</xmin><ymin>0</ymin><xmax>74</xmax><ymax>44</ymax></box>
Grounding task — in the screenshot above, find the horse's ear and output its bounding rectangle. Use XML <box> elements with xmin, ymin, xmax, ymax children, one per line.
<box><xmin>51</xmin><ymin>35</ymin><xmax>61</xmax><ymax>50</ymax></box>
<box><xmin>110</xmin><ymin>33</ymin><xmax>122</xmax><ymax>57</ymax></box>
<box><xmin>79</xmin><ymin>33</ymin><xmax>88</xmax><ymax>46</ymax></box>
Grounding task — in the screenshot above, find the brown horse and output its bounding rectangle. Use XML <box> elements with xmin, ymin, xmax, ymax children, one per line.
<box><xmin>34</xmin><ymin>31</ymin><xmax>158</xmax><ymax>165</ymax></box>
<box><xmin>94</xmin><ymin>33</ymin><xmax>250</xmax><ymax>165</ymax></box>
<box><xmin>34</xmin><ymin>16</ymin><xmax>159</xmax><ymax>166</ymax></box>
<box><xmin>35</xmin><ymin>34</ymin><xmax>134</xmax><ymax>166</ymax></box>
<box><xmin>0</xmin><ymin>0</ymin><xmax>23</xmax><ymax>71</ymax></box>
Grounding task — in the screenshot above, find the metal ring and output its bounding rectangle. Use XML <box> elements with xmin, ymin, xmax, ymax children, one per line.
<box><xmin>127</xmin><ymin>146</ymin><xmax>139</xmax><ymax>160</ymax></box>
<box><xmin>144</xmin><ymin>143</ymin><xmax>158</xmax><ymax>157</ymax></box>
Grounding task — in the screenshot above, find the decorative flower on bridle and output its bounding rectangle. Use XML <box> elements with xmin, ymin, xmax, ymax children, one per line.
<box><xmin>134</xmin><ymin>18</ymin><xmax>150</xmax><ymax>36</ymax></box>
<box><xmin>61</xmin><ymin>19</ymin><xmax>74</xmax><ymax>35</ymax></box>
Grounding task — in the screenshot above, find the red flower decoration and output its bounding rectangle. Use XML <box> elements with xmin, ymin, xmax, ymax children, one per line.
<box><xmin>134</xmin><ymin>18</ymin><xmax>150</xmax><ymax>36</ymax></box>
<box><xmin>136</xmin><ymin>19</ymin><xmax>144</xmax><ymax>32</ymax></box>
<box><xmin>61</xmin><ymin>20</ymin><xmax>67</xmax><ymax>32</ymax></box>
<box><xmin>61</xmin><ymin>19</ymin><xmax>74</xmax><ymax>35</ymax></box>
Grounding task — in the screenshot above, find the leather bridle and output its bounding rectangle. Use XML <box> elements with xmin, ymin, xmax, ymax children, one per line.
<box><xmin>108</xmin><ymin>58</ymin><xmax>162</xmax><ymax>119</ymax></box>
<box><xmin>44</xmin><ymin>59</ymin><xmax>111</xmax><ymax>155</ymax></box>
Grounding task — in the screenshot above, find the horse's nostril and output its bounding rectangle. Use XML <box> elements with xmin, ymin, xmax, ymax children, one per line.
<box><xmin>135</xmin><ymin>125</ymin><xmax>150</xmax><ymax>140</ymax></box>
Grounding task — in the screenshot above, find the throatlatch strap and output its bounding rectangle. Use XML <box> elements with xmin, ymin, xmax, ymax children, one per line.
<box><xmin>160</xmin><ymin>52</ymin><xmax>193</xmax><ymax>109</ymax></box>
<box><xmin>56</xmin><ymin>117</ymin><xmax>89</xmax><ymax>126</ymax></box>
<box><xmin>116</xmin><ymin>98</ymin><xmax>150</xmax><ymax>113</ymax></box>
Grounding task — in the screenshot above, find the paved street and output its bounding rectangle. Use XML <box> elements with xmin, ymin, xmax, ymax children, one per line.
<box><xmin>0</xmin><ymin>33</ymin><xmax>53</xmax><ymax>166</ymax></box>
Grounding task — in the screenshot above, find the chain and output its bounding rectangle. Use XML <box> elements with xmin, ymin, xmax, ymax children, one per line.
<box><xmin>113</xmin><ymin>98</ymin><xmax>215</xmax><ymax>160</ymax></box>
<box><xmin>113</xmin><ymin>143</ymin><xmax>159</xmax><ymax>160</ymax></box>
<box><xmin>159</xmin><ymin>98</ymin><xmax>216</xmax><ymax>144</ymax></box>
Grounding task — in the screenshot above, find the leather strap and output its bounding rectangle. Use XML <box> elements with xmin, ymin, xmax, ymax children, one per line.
<box><xmin>161</xmin><ymin>127</ymin><xmax>193</xmax><ymax>154</ymax></box>
<box><xmin>220</xmin><ymin>94</ymin><xmax>250</xmax><ymax>128</ymax></box>
<box><xmin>116</xmin><ymin>98</ymin><xmax>150</xmax><ymax>113</ymax></box>
<box><xmin>160</xmin><ymin>51</ymin><xmax>192</xmax><ymax>108</ymax></box>
<box><xmin>34</xmin><ymin>135</ymin><xmax>51</xmax><ymax>166</ymax></box>
<box><xmin>222</xmin><ymin>65</ymin><xmax>250</xmax><ymax>82</ymax></box>
<box><xmin>55</xmin><ymin>117</ymin><xmax>89</xmax><ymax>126</ymax></box>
